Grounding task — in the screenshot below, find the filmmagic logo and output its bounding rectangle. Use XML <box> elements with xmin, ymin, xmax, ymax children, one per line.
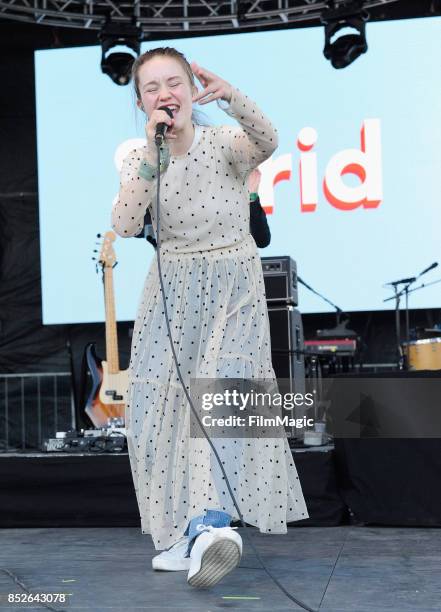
<box><xmin>259</xmin><ymin>119</ymin><xmax>382</xmax><ymax>214</ymax></box>
<box><xmin>200</xmin><ymin>414</ymin><xmax>315</xmax><ymax>429</ymax></box>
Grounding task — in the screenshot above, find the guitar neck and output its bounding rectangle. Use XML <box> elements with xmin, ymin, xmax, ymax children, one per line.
<box><xmin>103</xmin><ymin>267</ymin><xmax>120</xmax><ymax>374</ymax></box>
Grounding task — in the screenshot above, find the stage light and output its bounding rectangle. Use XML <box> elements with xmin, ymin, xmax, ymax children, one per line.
<box><xmin>321</xmin><ymin>1</ymin><xmax>368</xmax><ymax>69</ymax></box>
<box><xmin>98</xmin><ymin>20</ymin><xmax>143</xmax><ymax>86</ymax></box>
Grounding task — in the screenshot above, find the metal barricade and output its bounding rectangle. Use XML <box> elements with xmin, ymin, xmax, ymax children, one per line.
<box><xmin>0</xmin><ymin>372</ymin><xmax>75</xmax><ymax>451</ymax></box>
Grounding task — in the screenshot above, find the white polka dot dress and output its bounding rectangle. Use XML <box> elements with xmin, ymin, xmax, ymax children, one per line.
<box><xmin>111</xmin><ymin>86</ymin><xmax>309</xmax><ymax>550</ymax></box>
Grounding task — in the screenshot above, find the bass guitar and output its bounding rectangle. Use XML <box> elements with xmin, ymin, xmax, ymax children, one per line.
<box><xmin>85</xmin><ymin>231</ymin><xmax>128</xmax><ymax>427</ymax></box>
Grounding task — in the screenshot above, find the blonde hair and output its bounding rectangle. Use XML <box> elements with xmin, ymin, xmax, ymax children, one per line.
<box><xmin>132</xmin><ymin>46</ymin><xmax>211</xmax><ymax>126</ymax></box>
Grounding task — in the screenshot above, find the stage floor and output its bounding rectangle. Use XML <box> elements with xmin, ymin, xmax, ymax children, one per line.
<box><xmin>1</xmin><ymin>526</ymin><xmax>439</xmax><ymax>611</ymax></box>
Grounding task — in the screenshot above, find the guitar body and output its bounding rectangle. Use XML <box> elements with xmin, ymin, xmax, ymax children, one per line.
<box><xmin>85</xmin><ymin>342</ymin><xmax>127</xmax><ymax>428</ymax></box>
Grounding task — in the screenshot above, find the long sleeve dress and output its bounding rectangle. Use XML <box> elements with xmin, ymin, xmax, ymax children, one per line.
<box><xmin>111</xmin><ymin>86</ymin><xmax>309</xmax><ymax>551</ymax></box>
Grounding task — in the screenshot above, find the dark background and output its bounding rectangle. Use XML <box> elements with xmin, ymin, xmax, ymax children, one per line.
<box><xmin>0</xmin><ymin>1</ymin><xmax>440</xmax><ymax>418</ymax></box>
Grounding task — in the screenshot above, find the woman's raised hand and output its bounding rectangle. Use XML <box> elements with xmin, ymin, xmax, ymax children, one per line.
<box><xmin>191</xmin><ymin>62</ymin><xmax>233</xmax><ymax>105</ymax></box>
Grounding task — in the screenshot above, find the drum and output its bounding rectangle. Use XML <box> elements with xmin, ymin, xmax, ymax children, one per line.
<box><xmin>402</xmin><ymin>338</ymin><xmax>441</xmax><ymax>371</ymax></box>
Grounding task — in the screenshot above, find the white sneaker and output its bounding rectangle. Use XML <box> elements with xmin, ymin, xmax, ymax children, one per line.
<box><xmin>187</xmin><ymin>525</ymin><xmax>242</xmax><ymax>588</ymax></box>
<box><xmin>152</xmin><ymin>536</ymin><xmax>191</xmax><ymax>571</ymax></box>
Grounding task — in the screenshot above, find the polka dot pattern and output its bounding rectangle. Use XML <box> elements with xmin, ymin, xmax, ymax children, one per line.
<box><xmin>112</xmin><ymin>86</ymin><xmax>309</xmax><ymax>550</ymax></box>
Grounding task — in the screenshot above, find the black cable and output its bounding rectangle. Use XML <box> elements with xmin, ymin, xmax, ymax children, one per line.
<box><xmin>154</xmin><ymin>141</ymin><xmax>317</xmax><ymax>612</ymax></box>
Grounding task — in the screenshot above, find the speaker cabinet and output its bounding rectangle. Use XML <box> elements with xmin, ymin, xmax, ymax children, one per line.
<box><xmin>261</xmin><ymin>256</ymin><xmax>298</xmax><ymax>306</ymax></box>
<box><xmin>268</xmin><ymin>305</ymin><xmax>305</xmax><ymax>438</ymax></box>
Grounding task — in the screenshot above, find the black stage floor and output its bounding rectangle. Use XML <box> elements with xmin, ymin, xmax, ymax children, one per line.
<box><xmin>1</xmin><ymin>525</ymin><xmax>440</xmax><ymax>611</ymax></box>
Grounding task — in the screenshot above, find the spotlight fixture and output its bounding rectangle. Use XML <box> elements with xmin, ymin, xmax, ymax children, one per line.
<box><xmin>321</xmin><ymin>1</ymin><xmax>369</xmax><ymax>69</ymax></box>
<box><xmin>98</xmin><ymin>20</ymin><xmax>143</xmax><ymax>86</ymax></box>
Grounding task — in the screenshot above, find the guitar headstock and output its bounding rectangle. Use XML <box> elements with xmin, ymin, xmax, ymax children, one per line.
<box><xmin>98</xmin><ymin>231</ymin><xmax>117</xmax><ymax>269</ymax></box>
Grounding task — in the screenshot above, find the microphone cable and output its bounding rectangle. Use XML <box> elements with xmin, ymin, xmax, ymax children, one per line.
<box><xmin>153</xmin><ymin>136</ymin><xmax>317</xmax><ymax>612</ymax></box>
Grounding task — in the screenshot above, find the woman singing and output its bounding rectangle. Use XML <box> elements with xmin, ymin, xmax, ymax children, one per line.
<box><xmin>111</xmin><ymin>47</ymin><xmax>308</xmax><ymax>589</ymax></box>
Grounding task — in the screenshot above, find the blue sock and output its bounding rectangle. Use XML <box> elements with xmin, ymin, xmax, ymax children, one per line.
<box><xmin>183</xmin><ymin>509</ymin><xmax>232</xmax><ymax>557</ymax></box>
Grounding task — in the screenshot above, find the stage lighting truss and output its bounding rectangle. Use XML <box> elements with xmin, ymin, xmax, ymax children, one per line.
<box><xmin>0</xmin><ymin>0</ymin><xmax>400</xmax><ymax>33</ymax></box>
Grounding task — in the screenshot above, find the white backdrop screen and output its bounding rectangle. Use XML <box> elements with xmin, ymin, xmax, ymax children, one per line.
<box><xmin>35</xmin><ymin>17</ymin><xmax>441</xmax><ymax>324</ymax></box>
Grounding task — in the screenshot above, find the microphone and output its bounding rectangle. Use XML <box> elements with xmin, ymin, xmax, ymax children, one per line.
<box><xmin>155</xmin><ymin>106</ymin><xmax>174</xmax><ymax>145</ymax></box>
<box><xmin>420</xmin><ymin>262</ymin><xmax>438</xmax><ymax>276</ymax></box>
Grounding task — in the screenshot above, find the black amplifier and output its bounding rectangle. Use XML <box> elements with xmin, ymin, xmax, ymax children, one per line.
<box><xmin>261</xmin><ymin>256</ymin><xmax>298</xmax><ymax>306</ymax></box>
<box><xmin>268</xmin><ymin>305</ymin><xmax>305</xmax><ymax>439</ymax></box>
<box><xmin>268</xmin><ymin>305</ymin><xmax>305</xmax><ymax>390</ymax></box>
